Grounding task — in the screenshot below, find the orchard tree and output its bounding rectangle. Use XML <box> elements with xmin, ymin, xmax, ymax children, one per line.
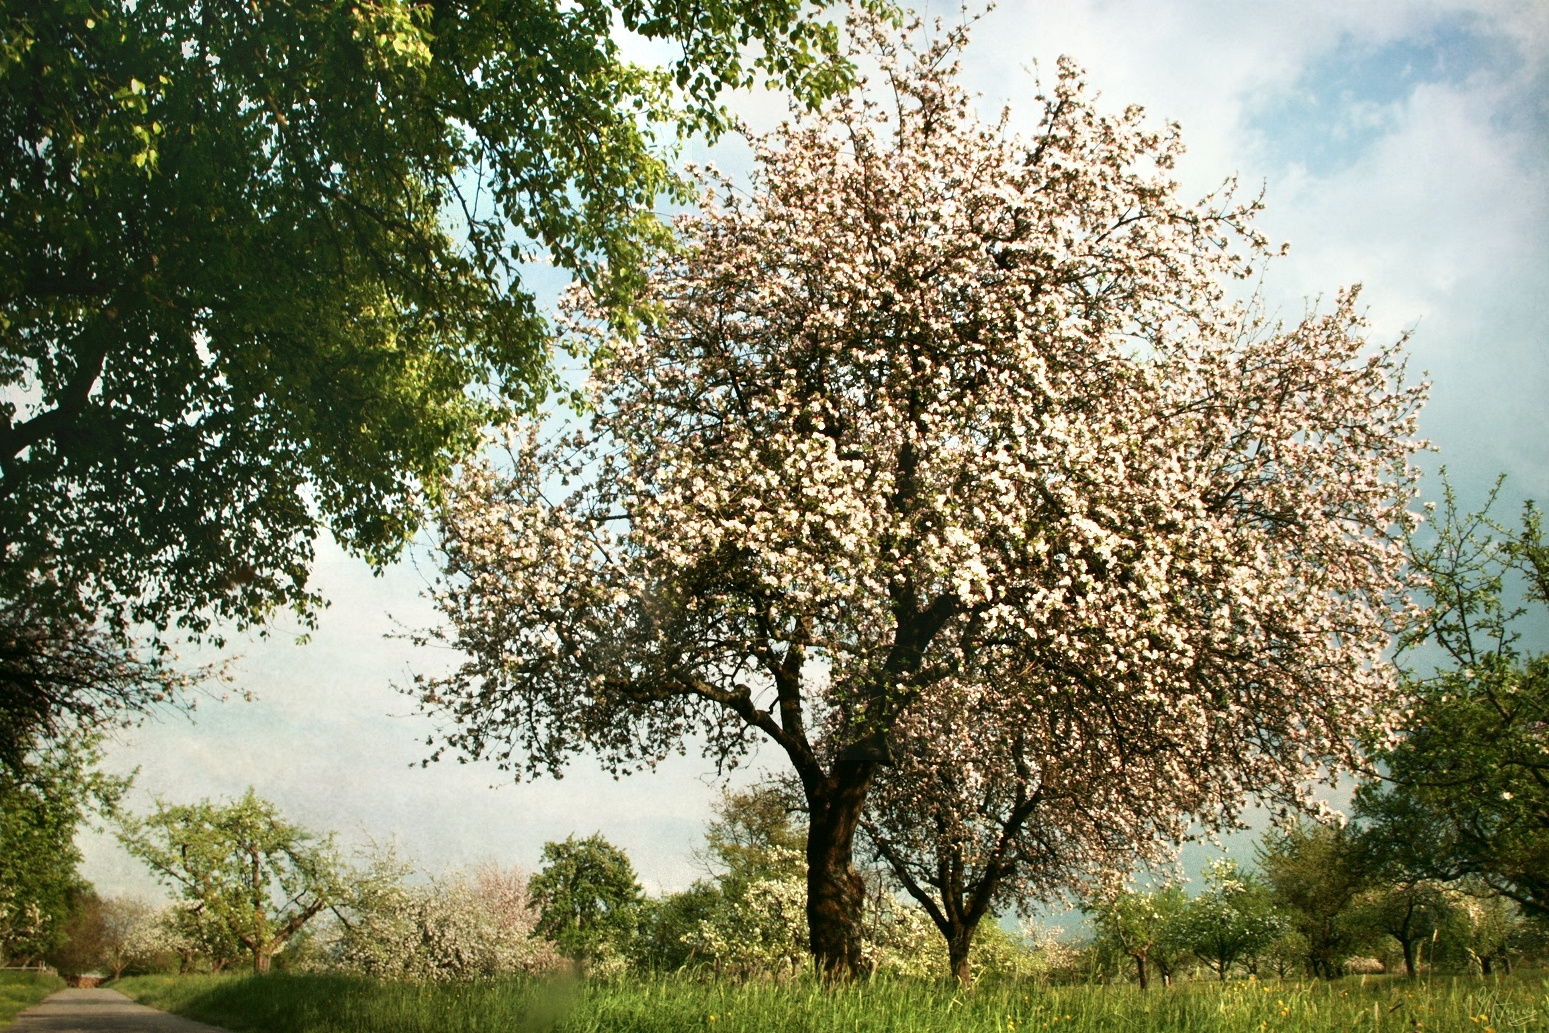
<box><xmin>419</xmin><ymin>18</ymin><xmax>1423</xmax><ymax>977</ymax></box>
<box><xmin>118</xmin><ymin>788</ymin><xmax>339</xmax><ymax>973</ymax></box>
<box><xmin>529</xmin><ymin>834</ymin><xmax>643</xmax><ymax>968</ymax></box>
<box><xmin>1355</xmin><ymin>481</ymin><xmax>1548</xmax><ymax>918</ymax></box>
<box><xmin>860</xmin><ymin>683</ymin><xmax>1182</xmax><ymax>985</ymax></box>
<box><xmin>1086</xmin><ymin>884</ymin><xmax>1188</xmax><ymax>990</ymax></box>
<box><xmin>1257</xmin><ymin>820</ymin><xmax>1373</xmax><ymax>978</ymax></box>
<box><xmin>1178</xmin><ymin>858</ymin><xmax>1284</xmax><ymax>981</ymax></box>
<box><xmin>0</xmin><ymin>0</ymin><xmax>864</xmax><ymax>746</ymax></box>
<box><xmin>0</xmin><ymin>731</ymin><xmax>125</xmax><ymax>966</ymax></box>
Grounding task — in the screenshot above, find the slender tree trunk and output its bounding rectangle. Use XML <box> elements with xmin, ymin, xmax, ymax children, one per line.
<box><xmin>1480</xmin><ymin>956</ymin><xmax>1493</xmax><ymax>976</ymax></box>
<box><xmin>1401</xmin><ymin>939</ymin><xmax>1416</xmax><ymax>977</ymax></box>
<box><xmin>1134</xmin><ymin>952</ymin><xmax>1149</xmax><ymax>991</ymax></box>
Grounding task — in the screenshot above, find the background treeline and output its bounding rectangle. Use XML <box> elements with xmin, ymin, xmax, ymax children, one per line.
<box><xmin>6</xmin><ymin>781</ymin><xmax>1545</xmax><ymax>986</ymax></box>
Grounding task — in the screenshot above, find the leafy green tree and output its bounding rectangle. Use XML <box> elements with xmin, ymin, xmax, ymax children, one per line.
<box><xmin>1349</xmin><ymin>879</ymin><xmax>1450</xmax><ymax>977</ymax></box>
<box><xmin>118</xmin><ymin>788</ymin><xmax>340</xmax><ymax>973</ymax></box>
<box><xmin>1256</xmin><ymin>820</ymin><xmax>1373</xmax><ymax>978</ymax></box>
<box><xmin>43</xmin><ymin>886</ymin><xmax>105</xmax><ymax>977</ymax></box>
<box><xmin>1178</xmin><ymin>858</ymin><xmax>1285</xmax><ymax>981</ymax></box>
<box><xmin>0</xmin><ymin>0</ymin><xmax>865</xmax><ymax>742</ymax></box>
<box><xmin>0</xmin><ymin>732</ymin><xmax>125</xmax><ymax>966</ymax></box>
<box><xmin>1086</xmin><ymin>884</ymin><xmax>1188</xmax><ymax>990</ymax></box>
<box><xmin>1355</xmin><ymin>481</ymin><xmax>1548</xmax><ymax>918</ymax></box>
<box><xmin>529</xmin><ymin>833</ymin><xmax>643</xmax><ymax>967</ymax></box>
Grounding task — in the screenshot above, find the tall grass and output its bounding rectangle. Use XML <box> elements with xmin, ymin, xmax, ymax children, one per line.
<box><xmin>0</xmin><ymin>971</ymin><xmax>65</xmax><ymax>1028</ymax></box>
<box><xmin>114</xmin><ymin>970</ymin><xmax>1548</xmax><ymax>1033</ymax></box>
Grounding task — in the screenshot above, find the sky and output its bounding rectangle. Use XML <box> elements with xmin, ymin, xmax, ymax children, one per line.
<box><xmin>78</xmin><ymin>0</ymin><xmax>1549</xmax><ymax>910</ymax></box>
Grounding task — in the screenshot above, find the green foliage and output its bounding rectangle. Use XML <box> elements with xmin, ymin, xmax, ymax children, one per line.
<box><xmin>43</xmin><ymin>885</ymin><xmax>105</xmax><ymax>977</ymax></box>
<box><xmin>0</xmin><ymin>0</ymin><xmax>864</xmax><ymax>655</ymax></box>
<box><xmin>1356</xmin><ymin>479</ymin><xmax>1549</xmax><ymax>919</ymax></box>
<box><xmin>0</xmin><ymin>731</ymin><xmax>124</xmax><ymax>965</ymax></box>
<box><xmin>113</xmin><ymin>969</ymin><xmax>1549</xmax><ymax>1033</ymax></box>
<box><xmin>1348</xmin><ymin>880</ymin><xmax>1451</xmax><ymax>977</ymax></box>
<box><xmin>0</xmin><ymin>970</ymin><xmax>65</xmax><ymax>1027</ymax></box>
<box><xmin>117</xmin><ymin>788</ymin><xmax>340</xmax><ymax>973</ymax></box>
<box><xmin>1177</xmin><ymin>859</ymin><xmax>1285</xmax><ymax>981</ymax></box>
<box><xmin>1256</xmin><ymin>820</ymin><xmax>1374</xmax><ymax>978</ymax></box>
<box><xmin>530</xmin><ymin>834</ymin><xmax>643</xmax><ymax>967</ymax></box>
<box><xmin>1086</xmin><ymin>884</ymin><xmax>1189</xmax><ymax>990</ymax></box>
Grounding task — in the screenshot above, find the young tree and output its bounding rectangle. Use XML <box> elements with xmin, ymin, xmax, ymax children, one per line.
<box><xmin>860</xmin><ymin>684</ymin><xmax>1182</xmax><ymax>986</ymax></box>
<box><xmin>98</xmin><ymin>897</ymin><xmax>159</xmax><ymax>978</ymax></box>
<box><xmin>1257</xmin><ymin>820</ymin><xmax>1373</xmax><ymax>978</ymax></box>
<box><xmin>1350</xmin><ymin>879</ymin><xmax>1450</xmax><ymax>977</ymax></box>
<box><xmin>529</xmin><ymin>834</ymin><xmax>643</xmax><ymax>968</ymax></box>
<box><xmin>1086</xmin><ymin>884</ymin><xmax>1188</xmax><ymax>990</ymax></box>
<box><xmin>1355</xmin><ymin>482</ymin><xmax>1548</xmax><ymax>918</ymax></box>
<box><xmin>1178</xmin><ymin>858</ymin><xmax>1284</xmax><ymax>981</ymax></box>
<box><xmin>419</xmin><ymin>19</ymin><xmax>1423</xmax><ymax>977</ymax></box>
<box><xmin>118</xmin><ymin>788</ymin><xmax>339</xmax><ymax>974</ymax></box>
<box><xmin>334</xmin><ymin>857</ymin><xmax>557</xmax><ymax>980</ymax></box>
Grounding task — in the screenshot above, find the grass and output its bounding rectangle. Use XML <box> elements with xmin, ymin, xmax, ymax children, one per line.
<box><xmin>0</xmin><ymin>971</ymin><xmax>65</xmax><ymax>1028</ymax></box>
<box><xmin>112</xmin><ymin>970</ymin><xmax>1549</xmax><ymax>1033</ymax></box>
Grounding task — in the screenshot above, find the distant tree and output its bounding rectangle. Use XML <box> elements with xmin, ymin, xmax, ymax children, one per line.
<box><xmin>44</xmin><ymin>886</ymin><xmax>105</xmax><ymax>977</ymax></box>
<box><xmin>1349</xmin><ymin>879</ymin><xmax>1450</xmax><ymax>977</ymax></box>
<box><xmin>529</xmin><ymin>834</ymin><xmax>642</xmax><ymax>968</ymax></box>
<box><xmin>1257</xmin><ymin>820</ymin><xmax>1372</xmax><ymax>978</ymax></box>
<box><xmin>1178</xmin><ymin>858</ymin><xmax>1284</xmax><ymax>981</ymax></box>
<box><xmin>1444</xmin><ymin>887</ymin><xmax>1529</xmax><ymax>976</ymax></box>
<box><xmin>0</xmin><ymin>732</ymin><xmax>125</xmax><ymax>966</ymax></box>
<box><xmin>1355</xmin><ymin>481</ymin><xmax>1548</xmax><ymax>918</ymax></box>
<box><xmin>333</xmin><ymin>855</ymin><xmax>557</xmax><ymax>980</ymax></box>
<box><xmin>98</xmin><ymin>897</ymin><xmax>160</xmax><ymax>978</ymax></box>
<box><xmin>1086</xmin><ymin>884</ymin><xmax>1189</xmax><ymax>990</ymax></box>
<box><xmin>118</xmin><ymin>788</ymin><xmax>339</xmax><ymax>974</ymax></box>
<box><xmin>420</xmin><ymin>15</ymin><xmax>1423</xmax><ymax>979</ymax></box>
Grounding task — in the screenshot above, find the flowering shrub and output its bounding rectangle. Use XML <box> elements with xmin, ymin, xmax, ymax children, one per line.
<box><xmin>334</xmin><ymin>863</ymin><xmax>558</xmax><ymax>980</ymax></box>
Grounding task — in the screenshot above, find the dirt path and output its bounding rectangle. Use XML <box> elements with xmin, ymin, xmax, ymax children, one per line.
<box><xmin>7</xmin><ymin>989</ymin><xmax>232</xmax><ymax>1033</ymax></box>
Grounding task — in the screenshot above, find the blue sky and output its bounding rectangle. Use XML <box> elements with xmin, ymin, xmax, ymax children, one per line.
<box><xmin>79</xmin><ymin>1</ymin><xmax>1549</xmax><ymax>912</ymax></box>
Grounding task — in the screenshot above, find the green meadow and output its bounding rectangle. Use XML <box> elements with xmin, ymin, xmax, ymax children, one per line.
<box><xmin>0</xmin><ymin>972</ymin><xmax>63</xmax><ymax>1029</ymax></box>
<box><xmin>114</xmin><ymin>971</ymin><xmax>1548</xmax><ymax>1033</ymax></box>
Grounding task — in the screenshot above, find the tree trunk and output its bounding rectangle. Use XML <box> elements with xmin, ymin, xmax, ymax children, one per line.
<box><xmin>253</xmin><ymin>950</ymin><xmax>271</xmax><ymax>974</ymax></box>
<box><xmin>947</xmin><ymin>926</ymin><xmax>977</xmax><ymax>989</ymax></box>
<box><xmin>1134</xmin><ymin>952</ymin><xmax>1149</xmax><ymax>991</ymax></box>
<box><xmin>805</xmin><ymin>770</ymin><xmax>873</xmax><ymax>979</ymax></box>
<box><xmin>1480</xmin><ymin>956</ymin><xmax>1493</xmax><ymax>976</ymax></box>
<box><xmin>1401</xmin><ymin>938</ymin><xmax>1416</xmax><ymax>978</ymax></box>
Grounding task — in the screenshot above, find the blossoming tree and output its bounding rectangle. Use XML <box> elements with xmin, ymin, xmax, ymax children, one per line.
<box><xmin>419</xmin><ymin>21</ymin><xmax>1423</xmax><ymax>977</ymax></box>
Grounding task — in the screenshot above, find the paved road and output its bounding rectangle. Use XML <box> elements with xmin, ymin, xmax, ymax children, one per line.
<box><xmin>7</xmin><ymin>989</ymin><xmax>231</xmax><ymax>1033</ymax></box>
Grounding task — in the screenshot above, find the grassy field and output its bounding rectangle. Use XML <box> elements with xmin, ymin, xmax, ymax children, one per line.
<box><xmin>0</xmin><ymin>971</ymin><xmax>65</xmax><ymax>1028</ymax></box>
<box><xmin>114</xmin><ymin>970</ymin><xmax>1548</xmax><ymax>1033</ymax></box>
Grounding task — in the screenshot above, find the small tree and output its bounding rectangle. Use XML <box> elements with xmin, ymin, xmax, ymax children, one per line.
<box><xmin>1257</xmin><ymin>820</ymin><xmax>1372</xmax><ymax>978</ymax></box>
<box><xmin>118</xmin><ymin>788</ymin><xmax>339</xmax><ymax>974</ymax></box>
<box><xmin>1355</xmin><ymin>482</ymin><xmax>1549</xmax><ymax>919</ymax></box>
<box><xmin>1351</xmin><ymin>880</ymin><xmax>1450</xmax><ymax>977</ymax></box>
<box><xmin>1087</xmin><ymin>884</ymin><xmax>1188</xmax><ymax>990</ymax></box>
<box><xmin>1179</xmin><ymin>859</ymin><xmax>1284</xmax><ymax>981</ymax></box>
<box><xmin>529</xmin><ymin>834</ymin><xmax>642</xmax><ymax>968</ymax></box>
